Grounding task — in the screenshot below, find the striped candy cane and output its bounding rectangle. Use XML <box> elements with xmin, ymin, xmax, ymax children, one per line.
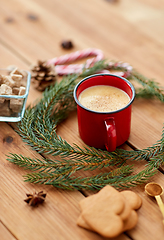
<box><xmin>47</xmin><ymin>48</ymin><xmax>104</xmax><ymax>75</ymax></box>
<box><xmin>106</xmin><ymin>61</ymin><xmax>133</xmax><ymax>78</ymax></box>
<box><xmin>47</xmin><ymin>48</ymin><xmax>132</xmax><ymax>77</ymax></box>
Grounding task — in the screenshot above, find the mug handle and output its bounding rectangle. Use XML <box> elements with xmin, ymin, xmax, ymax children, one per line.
<box><xmin>104</xmin><ymin>117</ymin><xmax>117</xmax><ymax>152</ymax></box>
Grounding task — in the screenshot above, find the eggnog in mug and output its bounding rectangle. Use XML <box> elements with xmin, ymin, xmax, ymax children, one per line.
<box><xmin>78</xmin><ymin>85</ymin><xmax>130</xmax><ymax>112</ymax></box>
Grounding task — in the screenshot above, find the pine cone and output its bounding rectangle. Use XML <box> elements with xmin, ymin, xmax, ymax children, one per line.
<box><xmin>31</xmin><ymin>60</ymin><xmax>57</xmax><ymax>91</ymax></box>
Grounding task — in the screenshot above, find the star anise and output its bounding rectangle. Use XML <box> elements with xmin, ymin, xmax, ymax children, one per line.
<box><xmin>24</xmin><ymin>191</ymin><xmax>46</xmax><ymax>207</ymax></box>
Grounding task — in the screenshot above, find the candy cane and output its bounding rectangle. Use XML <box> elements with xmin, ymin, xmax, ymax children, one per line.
<box><xmin>106</xmin><ymin>61</ymin><xmax>133</xmax><ymax>78</ymax></box>
<box><xmin>47</xmin><ymin>48</ymin><xmax>104</xmax><ymax>75</ymax></box>
<box><xmin>47</xmin><ymin>48</ymin><xmax>133</xmax><ymax>77</ymax></box>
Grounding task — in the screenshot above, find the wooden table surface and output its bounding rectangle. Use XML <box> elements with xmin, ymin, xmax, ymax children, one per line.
<box><xmin>1</xmin><ymin>0</ymin><xmax>164</xmax><ymax>239</ymax></box>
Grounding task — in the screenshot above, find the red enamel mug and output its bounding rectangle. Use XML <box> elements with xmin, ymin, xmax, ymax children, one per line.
<box><xmin>74</xmin><ymin>74</ymin><xmax>135</xmax><ymax>152</ymax></box>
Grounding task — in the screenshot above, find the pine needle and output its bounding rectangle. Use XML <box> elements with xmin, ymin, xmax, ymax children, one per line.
<box><xmin>6</xmin><ymin>60</ymin><xmax>164</xmax><ymax>191</ymax></box>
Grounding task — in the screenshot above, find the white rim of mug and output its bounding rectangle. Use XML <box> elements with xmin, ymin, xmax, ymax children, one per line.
<box><xmin>73</xmin><ymin>73</ymin><xmax>135</xmax><ymax>114</ymax></box>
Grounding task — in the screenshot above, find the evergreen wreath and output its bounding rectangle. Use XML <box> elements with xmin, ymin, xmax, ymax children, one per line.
<box><xmin>7</xmin><ymin>60</ymin><xmax>164</xmax><ymax>190</ymax></box>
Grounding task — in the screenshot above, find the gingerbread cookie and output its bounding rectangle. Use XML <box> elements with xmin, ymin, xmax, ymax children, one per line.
<box><xmin>123</xmin><ymin>210</ymin><xmax>138</xmax><ymax>231</ymax></box>
<box><xmin>77</xmin><ymin>185</ymin><xmax>142</xmax><ymax>238</ymax></box>
<box><xmin>79</xmin><ymin>185</ymin><xmax>125</xmax><ymax>238</ymax></box>
<box><xmin>120</xmin><ymin>190</ymin><xmax>142</xmax><ymax>210</ymax></box>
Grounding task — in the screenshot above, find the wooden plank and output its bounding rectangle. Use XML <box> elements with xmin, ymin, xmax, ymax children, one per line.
<box><xmin>129</xmin><ymin>173</ymin><xmax>164</xmax><ymax>240</ymax></box>
<box><xmin>2</xmin><ymin>116</ymin><xmax>164</xmax><ymax>240</ymax></box>
<box><xmin>1</xmin><ymin>1</ymin><xmax>164</xmax><ymax>239</ymax></box>
<box><xmin>0</xmin><ymin>0</ymin><xmax>163</xmax><ymax>77</ymax></box>
<box><xmin>81</xmin><ymin>144</ymin><xmax>164</xmax><ymax>240</ymax></box>
<box><xmin>1</xmin><ymin>120</ymin><xmax>129</xmax><ymax>240</ymax></box>
<box><xmin>0</xmin><ymin>0</ymin><xmax>164</xmax><ymax>151</ymax></box>
<box><xmin>0</xmin><ymin>44</ymin><xmax>130</xmax><ymax>239</ymax></box>
<box><xmin>38</xmin><ymin>100</ymin><xmax>164</xmax><ymax>239</ymax></box>
<box><xmin>109</xmin><ymin>0</ymin><xmax>164</xmax><ymax>46</ymax></box>
<box><xmin>0</xmin><ymin>222</ymin><xmax>16</xmax><ymax>240</ymax></box>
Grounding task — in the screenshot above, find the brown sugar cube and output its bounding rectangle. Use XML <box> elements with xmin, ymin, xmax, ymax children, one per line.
<box><xmin>10</xmin><ymin>98</ymin><xmax>23</xmax><ymax>113</ymax></box>
<box><xmin>11</xmin><ymin>76</ymin><xmax>22</xmax><ymax>88</ymax></box>
<box><xmin>1</xmin><ymin>76</ymin><xmax>15</xmax><ymax>88</ymax></box>
<box><xmin>18</xmin><ymin>86</ymin><xmax>26</xmax><ymax>95</ymax></box>
<box><xmin>0</xmin><ymin>102</ymin><xmax>6</xmax><ymax>108</ymax></box>
<box><xmin>10</xmin><ymin>67</ymin><xmax>24</xmax><ymax>77</ymax></box>
<box><xmin>0</xmin><ymin>100</ymin><xmax>11</xmax><ymax>116</ymax></box>
<box><xmin>0</xmin><ymin>97</ymin><xmax>5</xmax><ymax>104</ymax></box>
<box><xmin>10</xmin><ymin>68</ymin><xmax>24</xmax><ymax>88</ymax></box>
<box><xmin>20</xmin><ymin>81</ymin><xmax>26</xmax><ymax>87</ymax></box>
<box><xmin>10</xmin><ymin>68</ymin><xmax>24</xmax><ymax>83</ymax></box>
<box><xmin>0</xmin><ymin>108</ymin><xmax>11</xmax><ymax>116</ymax></box>
<box><xmin>12</xmin><ymin>87</ymin><xmax>20</xmax><ymax>95</ymax></box>
<box><xmin>0</xmin><ymin>75</ymin><xmax>3</xmax><ymax>85</ymax></box>
<box><xmin>0</xmin><ymin>84</ymin><xmax>12</xmax><ymax>95</ymax></box>
<box><xmin>10</xmin><ymin>73</ymin><xmax>22</xmax><ymax>82</ymax></box>
<box><xmin>19</xmin><ymin>70</ymin><xmax>27</xmax><ymax>85</ymax></box>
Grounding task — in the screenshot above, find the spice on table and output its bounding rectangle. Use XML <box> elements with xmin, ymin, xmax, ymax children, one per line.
<box><xmin>24</xmin><ymin>190</ymin><xmax>47</xmax><ymax>207</ymax></box>
<box><xmin>145</xmin><ymin>182</ymin><xmax>163</xmax><ymax>196</ymax></box>
<box><xmin>61</xmin><ymin>40</ymin><xmax>74</xmax><ymax>49</ymax></box>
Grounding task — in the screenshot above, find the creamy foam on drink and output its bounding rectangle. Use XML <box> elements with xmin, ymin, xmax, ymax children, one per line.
<box><xmin>78</xmin><ymin>85</ymin><xmax>130</xmax><ymax>112</ymax></box>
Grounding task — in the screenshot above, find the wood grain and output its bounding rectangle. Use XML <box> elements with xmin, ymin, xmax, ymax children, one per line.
<box><xmin>0</xmin><ymin>39</ymin><xmax>129</xmax><ymax>240</ymax></box>
<box><xmin>1</xmin><ymin>0</ymin><xmax>164</xmax><ymax>239</ymax></box>
<box><xmin>0</xmin><ymin>222</ymin><xmax>16</xmax><ymax>240</ymax></box>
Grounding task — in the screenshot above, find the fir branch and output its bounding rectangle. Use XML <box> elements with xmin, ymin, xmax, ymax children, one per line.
<box><xmin>111</xmin><ymin>165</ymin><xmax>157</xmax><ymax>189</ymax></box>
<box><xmin>116</xmin><ymin>126</ymin><xmax>164</xmax><ymax>162</ymax></box>
<box><xmin>6</xmin><ymin>60</ymin><xmax>164</xmax><ymax>191</ymax></box>
<box><xmin>22</xmin><ymin>164</ymin><xmax>156</xmax><ymax>191</ymax></box>
<box><xmin>80</xmin><ymin>60</ymin><xmax>108</xmax><ymax>77</ymax></box>
<box><xmin>17</xmin><ymin>65</ymin><xmax>127</xmax><ymax>164</ymax></box>
<box><xmin>7</xmin><ymin>146</ymin><xmax>126</xmax><ymax>176</ymax></box>
<box><xmin>116</xmin><ymin>142</ymin><xmax>162</xmax><ymax>162</ymax></box>
<box><xmin>22</xmin><ymin>165</ymin><xmax>133</xmax><ymax>190</ymax></box>
<box><xmin>131</xmin><ymin>70</ymin><xmax>164</xmax><ymax>102</ymax></box>
<box><xmin>147</xmin><ymin>152</ymin><xmax>164</xmax><ymax>169</ymax></box>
